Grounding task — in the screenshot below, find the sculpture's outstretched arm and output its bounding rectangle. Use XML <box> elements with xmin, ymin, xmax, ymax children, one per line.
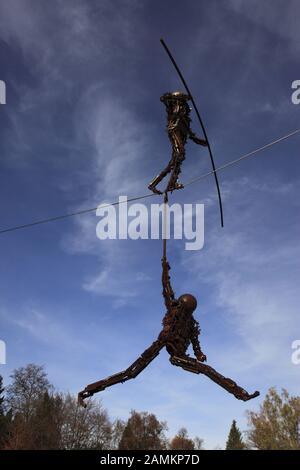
<box><xmin>190</xmin><ymin>319</ymin><xmax>207</xmax><ymax>362</ymax></box>
<box><xmin>188</xmin><ymin>128</ymin><xmax>208</xmax><ymax>146</ymax></box>
<box><xmin>78</xmin><ymin>340</ymin><xmax>164</xmax><ymax>407</ymax></box>
<box><xmin>170</xmin><ymin>356</ymin><xmax>259</xmax><ymax>402</ymax></box>
<box><xmin>162</xmin><ymin>255</ymin><xmax>177</xmax><ymax>310</ymax></box>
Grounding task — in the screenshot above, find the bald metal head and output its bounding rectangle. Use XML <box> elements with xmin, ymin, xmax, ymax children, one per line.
<box><xmin>160</xmin><ymin>91</ymin><xmax>191</xmax><ymax>103</ymax></box>
<box><xmin>178</xmin><ymin>294</ymin><xmax>197</xmax><ymax>313</ymax></box>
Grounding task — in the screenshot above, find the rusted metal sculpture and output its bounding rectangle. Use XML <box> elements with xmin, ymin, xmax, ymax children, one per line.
<box><xmin>148</xmin><ymin>91</ymin><xmax>208</xmax><ymax>195</ymax></box>
<box><xmin>78</xmin><ymin>38</ymin><xmax>259</xmax><ymax>407</ymax></box>
<box><xmin>78</xmin><ymin>254</ymin><xmax>259</xmax><ymax>406</ymax></box>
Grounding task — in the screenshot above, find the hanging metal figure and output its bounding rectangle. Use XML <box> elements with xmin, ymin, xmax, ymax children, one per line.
<box><xmin>78</xmin><ymin>256</ymin><xmax>259</xmax><ymax>406</ymax></box>
<box><xmin>148</xmin><ymin>91</ymin><xmax>208</xmax><ymax>195</ymax></box>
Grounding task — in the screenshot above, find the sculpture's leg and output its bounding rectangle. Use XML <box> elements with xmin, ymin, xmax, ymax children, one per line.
<box><xmin>170</xmin><ymin>356</ymin><xmax>259</xmax><ymax>402</ymax></box>
<box><xmin>78</xmin><ymin>340</ymin><xmax>164</xmax><ymax>406</ymax></box>
<box><xmin>166</xmin><ymin>157</ymin><xmax>184</xmax><ymax>192</ymax></box>
<box><xmin>166</xmin><ymin>135</ymin><xmax>186</xmax><ymax>193</ymax></box>
<box><xmin>148</xmin><ymin>160</ymin><xmax>173</xmax><ymax>195</ymax></box>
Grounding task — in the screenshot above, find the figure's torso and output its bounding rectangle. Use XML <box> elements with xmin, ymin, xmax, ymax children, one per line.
<box><xmin>166</xmin><ymin>101</ymin><xmax>191</xmax><ymax>140</ymax></box>
<box><xmin>159</xmin><ymin>305</ymin><xmax>195</xmax><ymax>357</ymax></box>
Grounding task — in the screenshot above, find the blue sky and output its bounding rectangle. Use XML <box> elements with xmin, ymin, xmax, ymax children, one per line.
<box><xmin>0</xmin><ymin>0</ymin><xmax>300</xmax><ymax>449</ymax></box>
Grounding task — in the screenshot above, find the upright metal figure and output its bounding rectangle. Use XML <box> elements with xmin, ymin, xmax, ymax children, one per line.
<box><xmin>78</xmin><ymin>255</ymin><xmax>259</xmax><ymax>406</ymax></box>
<box><xmin>148</xmin><ymin>91</ymin><xmax>208</xmax><ymax>195</ymax></box>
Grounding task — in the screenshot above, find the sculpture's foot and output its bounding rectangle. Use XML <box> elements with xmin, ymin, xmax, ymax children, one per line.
<box><xmin>148</xmin><ymin>184</ymin><xmax>162</xmax><ymax>195</ymax></box>
<box><xmin>239</xmin><ymin>390</ymin><xmax>260</xmax><ymax>402</ymax></box>
<box><xmin>78</xmin><ymin>391</ymin><xmax>88</xmax><ymax>408</ymax></box>
<box><xmin>167</xmin><ymin>182</ymin><xmax>184</xmax><ymax>192</ymax></box>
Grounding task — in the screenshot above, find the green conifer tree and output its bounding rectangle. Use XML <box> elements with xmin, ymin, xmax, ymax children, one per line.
<box><xmin>226</xmin><ymin>420</ymin><xmax>245</xmax><ymax>450</ymax></box>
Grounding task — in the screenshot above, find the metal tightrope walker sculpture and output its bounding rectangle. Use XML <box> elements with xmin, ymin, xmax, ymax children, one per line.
<box><xmin>78</xmin><ymin>38</ymin><xmax>259</xmax><ymax>407</ymax></box>
<box><xmin>148</xmin><ymin>91</ymin><xmax>208</xmax><ymax>195</ymax></box>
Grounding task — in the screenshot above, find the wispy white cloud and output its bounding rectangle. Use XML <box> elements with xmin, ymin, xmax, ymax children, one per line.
<box><xmin>0</xmin><ymin>0</ymin><xmax>141</xmax><ymax>74</ymax></box>
<box><xmin>60</xmin><ymin>85</ymin><xmax>158</xmax><ymax>304</ymax></box>
<box><xmin>0</xmin><ymin>306</ymin><xmax>87</xmax><ymax>351</ymax></box>
<box><xmin>0</xmin><ymin>0</ymin><xmax>145</xmax><ymax>167</ymax></box>
<box><xmin>228</xmin><ymin>0</ymin><xmax>300</xmax><ymax>53</ymax></box>
<box><xmin>74</xmin><ymin>88</ymin><xmax>153</xmax><ymax>200</ymax></box>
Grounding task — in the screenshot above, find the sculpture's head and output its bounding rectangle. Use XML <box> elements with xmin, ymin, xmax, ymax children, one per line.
<box><xmin>178</xmin><ymin>293</ymin><xmax>197</xmax><ymax>314</ymax></box>
<box><xmin>160</xmin><ymin>91</ymin><xmax>191</xmax><ymax>104</ymax></box>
